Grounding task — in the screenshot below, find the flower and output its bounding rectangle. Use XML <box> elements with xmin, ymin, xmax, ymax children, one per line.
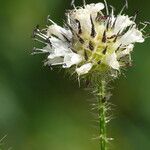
<box><xmin>32</xmin><ymin>1</ymin><xmax>145</xmax><ymax>77</ymax></box>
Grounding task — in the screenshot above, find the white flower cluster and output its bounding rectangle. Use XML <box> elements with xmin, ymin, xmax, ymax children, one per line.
<box><xmin>33</xmin><ymin>1</ymin><xmax>145</xmax><ymax>76</ymax></box>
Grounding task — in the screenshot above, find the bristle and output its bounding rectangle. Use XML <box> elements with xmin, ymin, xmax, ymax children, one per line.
<box><xmin>119</xmin><ymin>0</ymin><xmax>128</xmax><ymax>15</ymax></box>
<box><xmin>104</xmin><ymin>0</ymin><xmax>109</xmax><ymax>15</ymax></box>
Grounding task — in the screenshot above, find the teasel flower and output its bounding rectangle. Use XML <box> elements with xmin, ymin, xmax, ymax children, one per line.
<box><xmin>32</xmin><ymin>0</ymin><xmax>147</xmax><ymax>150</ymax></box>
<box><xmin>32</xmin><ymin>0</ymin><xmax>146</xmax><ymax>78</ymax></box>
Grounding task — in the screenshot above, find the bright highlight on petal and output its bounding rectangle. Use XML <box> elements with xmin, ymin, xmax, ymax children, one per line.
<box><xmin>63</xmin><ymin>53</ymin><xmax>83</xmax><ymax>68</ymax></box>
<box><xmin>76</xmin><ymin>63</ymin><xmax>93</xmax><ymax>75</ymax></box>
<box><xmin>106</xmin><ymin>52</ymin><xmax>120</xmax><ymax>70</ymax></box>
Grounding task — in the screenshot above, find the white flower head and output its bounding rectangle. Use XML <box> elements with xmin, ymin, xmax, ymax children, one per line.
<box><xmin>32</xmin><ymin>0</ymin><xmax>146</xmax><ymax>77</ymax></box>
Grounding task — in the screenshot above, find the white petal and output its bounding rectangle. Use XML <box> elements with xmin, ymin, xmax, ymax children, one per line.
<box><xmin>50</xmin><ymin>37</ymin><xmax>69</xmax><ymax>49</ymax></box>
<box><xmin>50</xmin><ymin>37</ymin><xmax>71</xmax><ymax>57</ymax></box>
<box><xmin>117</xmin><ymin>44</ymin><xmax>134</xmax><ymax>58</ymax></box>
<box><xmin>42</xmin><ymin>45</ymin><xmax>52</xmax><ymax>53</ymax></box>
<box><xmin>45</xmin><ymin>57</ymin><xmax>64</xmax><ymax>66</ymax></box>
<box><xmin>119</xmin><ymin>28</ymin><xmax>144</xmax><ymax>45</ymax></box>
<box><xmin>54</xmin><ymin>48</ymin><xmax>70</xmax><ymax>57</ymax></box>
<box><xmin>47</xmin><ymin>24</ymin><xmax>72</xmax><ymax>40</ymax></box>
<box><xmin>69</xmin><ymin>3</ymin><xmax>105</xmax><ymax>34</ymax></box>
<box><xmin>85</xmin><ymin>3</ymin><xmax>105</xmax><ymax>13</ymax></box>
<box><xmin>113</xmin><ymin>15</ymin><xmax>134</xmax><ymax>34</ymax></box>
<box><xmin>71</xmin><ymin>53</ymin><xmax>83</xmax><ymax>64</ymax></box>
<box><xmin>106</xmin><ymin>52</ymin><xmax>120</xmax><ymax>70</ymax></box>
<box><xmin>63</xmin><ymin>53</ymin><xmax>82</xmax><ymax>68</ymax></box>
<box><xmin>76</xmin><ymin>63</ymin><xmax>93</xmax><ymax>75</ymax></box>
<box><xmin>48</xmin><ymin>54</ymin><xmax>55</xmax><ymax>59</ymax></box>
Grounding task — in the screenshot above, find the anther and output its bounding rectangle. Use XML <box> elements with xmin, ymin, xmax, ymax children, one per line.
<box><xmin>51</xmin><ymin>34</ymin><xmax>60</xmax><ymax>40</ymax></box>
<box><xmin>107</xmin><ymin>35</ymin><xmax>116</xmax><ymax>39</ymax></box>
<box><xmin>84</xmin><ymin>50</ymin><xmax>88</xmax><ymax>61</ymax></box>
<box><xmin>61</xmin><ymin>33</ymin><xmax>71</xmax><ymax>43</ymax></box>
<box><xmin>90</xmin><ymin>15</ymin><xmax>96</xmax><ymax>37</ymax></box>
<box><xmin>106</xmin><ymin>16</ymin><xmax>110</xmax><ymax>30</ymax></box>
<box><xmin>112</xmin><ymin>17</ymin><xmax>117</xmax><ymax>29</ymax></box>
<box><xmin>76</xmin><ymin>34</ymin><xmax>84</xmax><ymax>44</ymax></box>
<box><xmin>32</xmin><ymin>26</ymin><xmax>39</xmax><ymax>38</ymax></box>
<box><xmin>75</xmin><ymin>19</ymin><xmax>82</xmax><ymax>34</ymax></box>
<box><xmin>71</xmin><ymin>48</ymin><xmax>77</xmax><ymax>53</ymax></box>
<box><xmin>102</xmin><ymin>46</ymin><xmax>108</xmax><ymax>54</ymax></box>
<box><xmin>113</xmin><ymin>32</ymin><xmax>120</xmax><ymax>42</ymax></box>
<box><xmin>89</xmin><ymin>41</ymin><xmax>94</xmax><ymax>51</ymax></box>
<box><xmin>46</xmin><ymin>38</ymin><xmax>52</xmax><ymax>47</ymax></box>
<box><xmin>97</xmin><ymin>60</ymin><xmax>101</xmax><ymax>64</ymax></box>
<box><xmin>102</xmin><ymin>30</ymin><xmax>107</xmax><ymax>43</ymax></box>
<box><xmin>115</xmin><ymin>44</ymin><xmax>122</xmax><ymax>52</ymax></box>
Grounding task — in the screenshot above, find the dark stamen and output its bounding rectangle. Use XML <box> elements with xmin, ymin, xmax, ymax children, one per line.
<box><xmin>107</xmin><ymin>35</ymin><xmax>116</xmax><ymax>39</ymax></box>
<box><xmin>75</xmin><ymin>19</ymin><xmax>82</xmax><ymax>34</ymax></box>
<box><xmin>34</xmin><ymin>25</ymin><xmax>41</xmax><ymax>34</ymax></box>
<box><xmin>96</xmin><ymin>12</ymin><xmax>101</xmax><ymax>21</ymax></box>
<box><xmin>76</xmin><ymin>34</ymin><xmax>84</xmax><ymax>44</ymax></box>
<box><xmin>113</xmin><ymin>32</ymin><xmax>120</xmax><ymax>42</ymax></box>
<box><xmin>51</xmin><ymin>34</ymin><xmax>61</xmax><ymax>41</ymax></box>
<box><xmin>33</xmin><ymin>25</ymin><xmax>48</xmax><ymax>40</ymax></box>
<box><xmin>102</xmin><ymin>30</ymin><xmax>107</xmax><ymax>43</ymax></box>
<box><xmin>97</xmin><ymin>60</ymin><xmax>101</xmax><ymax>64</ymax></box>
<box><xmin>115</xmin><ymin>44</ymin><xmax>122</xmax><ymax>52</ymax></box>
<box><xmin>98</xmin><ymin>15</ymin><xmax>109</xmax><ymax>21</ymax></box>
<box><xmin>32</xmin><ymin>26</ymin><xmax>39</xmax><ymax>38</ymax></box>
<box><xmin>46</xmin><ymin>38</ymin><xmax>52</xmax><ymax>47</ymax></box>
<box><xmin>66</xmin><ymin>23</ymin><xmax>75</xmax><ymax>35</ymax></box>
<box><xmin>71</xmin><ymin>48</ymin><xmax>77</xmax><ymax>53</ymax></box>
<box><xmin>102</xmin><ymin>46</ymin><xmax>107</xmax><ymax>54</ymax></box>
<box><xmin>112</xmin><ymin>17</ymin><xmax>117</xmax><ymax>29</ymax></box>
<box><xmin>90</xmin><ymin>15</ymin><xmax>96</xmax><ymax>37</ymax></box>
<box><xmin>106</xmin><ymin>16</ymin><xmax>110</xmax><ymax>30</ymax></box>
<box><xmin>61</xmin><ymin>34</ymin><xmax>71</xmax><ymax>43</ymax></box>
<box><xmin>84</xmin><ymin>50</ymin><xmax>88</xmax><ymax>61</ymax></box>
<box><xmin>89</xmin><ymin>41</ymin><xmax>94</xmax><ymax>51</ymax></box>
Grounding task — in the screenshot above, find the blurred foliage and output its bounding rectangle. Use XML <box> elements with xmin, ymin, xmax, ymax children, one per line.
<box><xmin>0</xmin><ymin>0</ymin><xmax>149</xmax><ymax>150</ymax></box>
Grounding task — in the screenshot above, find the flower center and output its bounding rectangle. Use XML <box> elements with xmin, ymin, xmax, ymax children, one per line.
<box><xmin>72</xmin><ymin>22</ymin><xmax>119</xmax><ymax>71</ymax></box>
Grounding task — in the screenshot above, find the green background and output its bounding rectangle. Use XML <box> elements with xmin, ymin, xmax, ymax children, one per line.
<box><xmin>0</xmin><ymin>0</ymin><xmax>149</xmax><ymax>149</ymax></box>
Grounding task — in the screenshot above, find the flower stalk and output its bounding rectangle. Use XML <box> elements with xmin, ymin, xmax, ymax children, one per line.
<box><xmin>98</xmin><ymin>80</ymin><xmax>107</xmax><ymax>150</ymax></box>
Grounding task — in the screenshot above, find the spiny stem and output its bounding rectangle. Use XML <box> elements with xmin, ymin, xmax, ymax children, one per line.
<box><xmin>98</xmin><ymin>80</ymin><xmax>107</xmax><ymax>150</ymax></box>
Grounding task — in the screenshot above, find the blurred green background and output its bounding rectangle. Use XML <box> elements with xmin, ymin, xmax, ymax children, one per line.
<box><xmin>0</xmin><ymin>0</ymin><xmax>149</xmax><ymax>149</ymax></box>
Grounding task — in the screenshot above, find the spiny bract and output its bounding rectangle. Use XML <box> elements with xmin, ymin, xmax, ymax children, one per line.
<box><xmin>32</xmin><ymin>1</ymin><xmax>145</xmax><ymax>77</ymax></box>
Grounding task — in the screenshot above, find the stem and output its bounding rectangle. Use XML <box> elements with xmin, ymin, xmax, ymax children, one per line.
<box><xmin>98</xmin><ymin>80</ymin><xmax>107</xmax><ymax>150</ymax></box>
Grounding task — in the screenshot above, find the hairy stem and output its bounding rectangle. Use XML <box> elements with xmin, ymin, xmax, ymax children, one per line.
<box><xmin>98</xmin><ymin>80</ymin><xmax>107</xmax><ymax>150</ymax></box>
